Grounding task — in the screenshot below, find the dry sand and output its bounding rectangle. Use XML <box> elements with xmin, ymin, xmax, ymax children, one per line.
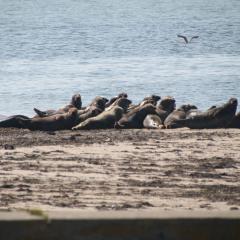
<box><xmin>0</xmin><ymin>128</ymin><xmax>239</xmax><ymax>212</ymax></box>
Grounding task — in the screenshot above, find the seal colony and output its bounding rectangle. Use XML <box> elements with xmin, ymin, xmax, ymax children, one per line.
<box><xmin>0</xmin><ymin>93</ymin><xmax>239</xmax><ymax>131</ymax></box>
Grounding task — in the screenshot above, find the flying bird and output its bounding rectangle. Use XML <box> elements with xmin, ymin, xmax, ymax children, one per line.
<box><xmin>177</xmin><ymin>35</ymin><xmax>199</xmax><ymax>44</ymax></box>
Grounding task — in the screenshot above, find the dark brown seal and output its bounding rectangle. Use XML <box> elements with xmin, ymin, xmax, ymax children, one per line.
<box><xmin>0</xmin><ymin>115</ymin><xmax>30</xmax><ymax>129</ymax></box>
<box><xmin>22</xmin><ymin>108</ymin><xmax>78</xmax><ymax>131</ymax></box>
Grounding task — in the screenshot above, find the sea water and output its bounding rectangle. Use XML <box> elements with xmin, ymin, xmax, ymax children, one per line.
<box><xmin>0</xmin><ymin>0</ymin><xmax>240</xmax><ymax>116</ymax></box>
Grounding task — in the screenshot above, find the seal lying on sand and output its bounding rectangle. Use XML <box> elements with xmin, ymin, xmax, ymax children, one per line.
<box><xmin>72</xmin><ymin>106</ymin><xmax>124</xmax><ymax>130</ymax></box>
<box><xmin>174</xmin><ymin>98</ymin><xmax>238</xmax><ymax>129</ymax></box>
<box><xmin>34</xmin><ymin>93</ymin><xmax>82</xmax><ymax>117</ymax></box>
<box><xmin>115</xmin><ymin>104</ymin><xmax>156</xmax><ymax>129</ymax></box>
<box><xmin>21</xmin><ymin>108</ymin><xmax>78</xmax><ymax>131</ymax></box>
<box><xmin>0</xmin><ymin>115</ymin><xmax>30</xmax><ymax>128</ymax></box>
<box><xmin>0</xmin><ymin>107</ymin><xmax>101</xmax><ymax>130</ymax></box>
<box><xmin>164</xmin><ymin>104</ymin><xmax>198</xmax><ymax>129</ymax></box>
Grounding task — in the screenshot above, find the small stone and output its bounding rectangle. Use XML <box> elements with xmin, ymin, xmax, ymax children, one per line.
<box><xmin>3</xmin><ymin>144</ymin><xmax>15</xmax><ymax>150</ymax></box>
<box><xmin>69</xmin><ymin>135</ymin><xmax>76</xmax><ymax>141</ymax></box>
<box><xmin>1</xmin><ymin>184</ymin><xmax>15</xmax><ymax>189</ymax></box>
<box><xmin>230</xmin><ymin>207</ymin><xmax>239</xmax><ymax>211</ymax></box>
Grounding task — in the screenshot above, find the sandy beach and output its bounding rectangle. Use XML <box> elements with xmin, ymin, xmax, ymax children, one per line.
<box><xmin>0</xmin><ymin>128</ymin><xmax>239</xmax><ymax>212</ymax></box>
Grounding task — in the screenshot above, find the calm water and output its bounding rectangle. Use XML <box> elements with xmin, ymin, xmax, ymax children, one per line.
<box><xmin>0</xmin><ymin>0</ymin><xmax>240</xmax><ymax>116</ymax></box>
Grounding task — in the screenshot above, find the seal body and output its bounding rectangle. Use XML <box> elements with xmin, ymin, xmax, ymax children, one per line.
<box><xmin>164</xmin><ymin>104</ymin><xmax>198</xmax><ymax>129</ymax></box>
<box><xmin>115</xmin><ymin>104</ymin><xmax>156</xmax><ymax>129</ymax></box>
<box><xmin>0</xmin><ymin>115</ymin><xmax>30</xmax><ymax>128</ymax></box>
<box><xmin>73</xmin><ymin>106</ymin><xmax>124</xmax><ymax>130</ymax></box>
<box><xmin>176</xmin><ymin>98</ymin><xmax>238</xmax><ymax>129</ymax></box>
<box><xmin>22</xmin><ymin>108</ymin><xmax>78</xmax><ymax>131</ymax></box>
<box><xmin>143</xmin><ymin>114</ymin><xmax>163</xmax><ymax>129</ymax></box>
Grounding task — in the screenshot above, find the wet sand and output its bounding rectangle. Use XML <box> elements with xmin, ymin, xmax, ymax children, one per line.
<box><xmin>0</xmin><ymin>128</ymin><xmax>240</xmax><ymax>212</ymax></box>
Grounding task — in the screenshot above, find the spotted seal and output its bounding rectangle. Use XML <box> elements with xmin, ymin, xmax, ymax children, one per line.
<box><xmin>143</xmin><ymin>114</ymin><xmax>163</xmax><ymax>129</ymax></box>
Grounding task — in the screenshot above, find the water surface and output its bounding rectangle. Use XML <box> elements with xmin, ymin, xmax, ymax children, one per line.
<box><xmin>0</xmin><ymin>0</ymin><xmax>240</xmax><ymax>115</ymax></box>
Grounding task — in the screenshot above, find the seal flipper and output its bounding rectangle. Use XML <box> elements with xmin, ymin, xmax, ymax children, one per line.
<box><xmin>33</xmin><ymin>108</ymin><xmax>47</xmax><ymax>117</ymax></box>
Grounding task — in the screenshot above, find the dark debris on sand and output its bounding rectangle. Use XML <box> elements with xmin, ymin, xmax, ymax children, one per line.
<box><xmin>0</xmin><ymin>128</ymin><xmax>239</xmax><ymax>148</ymax></box>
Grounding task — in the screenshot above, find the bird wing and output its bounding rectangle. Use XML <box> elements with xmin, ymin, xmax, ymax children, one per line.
<box><xmin>177</xmin><ymin>34</ymin><xmax>188</xmax><ymax>43</ymax></box>
<box><xmin>190</xmin><ymin>36</ymin><xmax>199</xmax><ymax>42</ymax></box>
